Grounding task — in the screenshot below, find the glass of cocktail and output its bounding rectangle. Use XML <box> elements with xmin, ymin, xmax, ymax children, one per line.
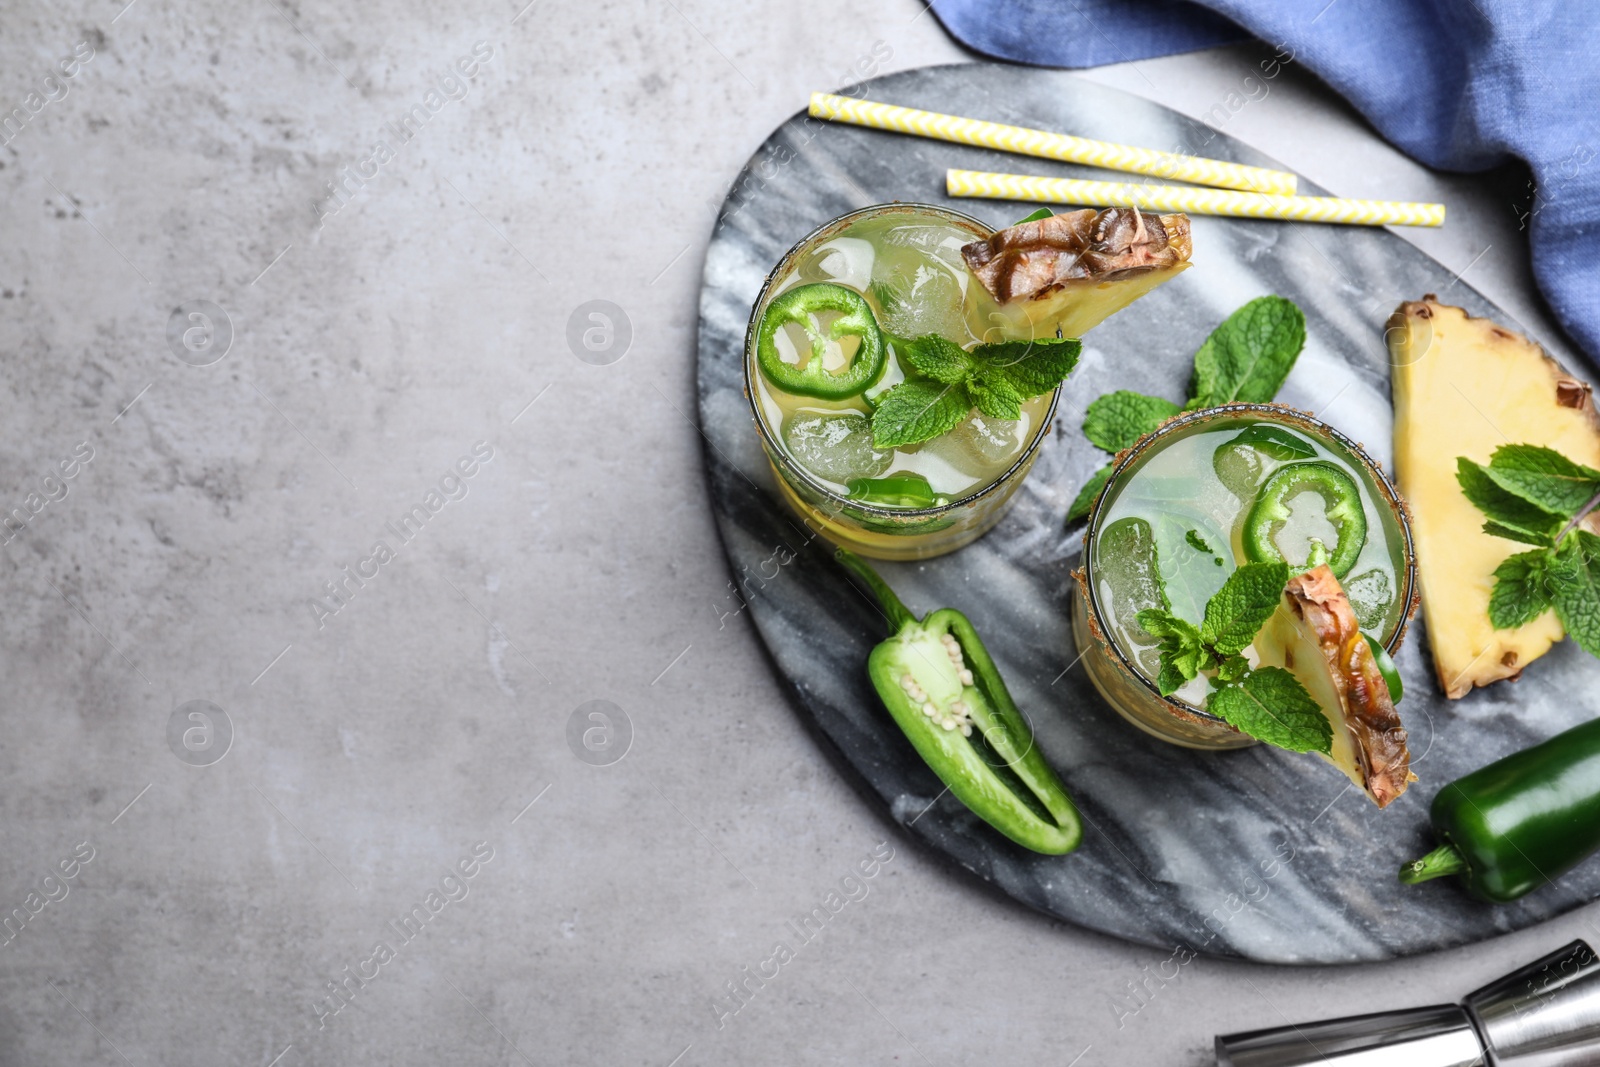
<box><xmin>1073</xmin><ymin>404</ymin><xmax>1417</xmax><ymax>751</ymax></box>
<box><xmin>744</xmin><ymin>203</ymin><xmax>1049</xmax><ymax>560</ymax></box>
<box><xmin>744</xmin><ymin>202</ymin><xmax>1192</xmax><ymax>560</ymax></box>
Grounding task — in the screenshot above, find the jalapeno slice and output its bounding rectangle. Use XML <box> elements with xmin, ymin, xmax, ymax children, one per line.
<box><xmin>1363</xmin><ymin>632</ymin><xmax>1403</xmax><ymax>704</ymax></box>
<box><xmin>755</xmin><ymin>282</ymin><xmax>886</xmax><ymax>399</ymax></box>
<box><xmin>846</xmin><ymin>472</ymin><xmax>948</xmax><ymax>509</ymax></box>
<box><xmin>1243</xmin><ymin>460</ymin><xmax>1368</xmax><ymax>577</ymax></box>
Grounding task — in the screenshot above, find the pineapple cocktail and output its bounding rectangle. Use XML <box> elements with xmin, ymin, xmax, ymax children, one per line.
<box><xmin>745</xmin><ymin>202</ymin><xmax>1192</xmax><ymax>559</ymax></box>
<box><xmin>1075</xmin><ymin>405</ymin><xmax>1417</xmax><ymax>779</ymax></box>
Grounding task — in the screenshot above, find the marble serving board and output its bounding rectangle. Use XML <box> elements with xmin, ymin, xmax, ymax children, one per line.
<box><xmin>695</xmin><ymin>63</ymin><xmax>1600</xmax><ymax>964</ymax></box>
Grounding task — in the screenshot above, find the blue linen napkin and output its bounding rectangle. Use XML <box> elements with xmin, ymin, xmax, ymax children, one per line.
<box><xmin>930</xmin><ymin>0</ymin><xmax>1600</xmax><ymax>367</ymax></box>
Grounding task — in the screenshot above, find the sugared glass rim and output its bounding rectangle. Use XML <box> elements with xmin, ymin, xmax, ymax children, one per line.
<box><xmin>1080</xmin><ymin>402</ymin><xmax>1419</xmax><ymax>725</ymax></box>
<box><xmin>742</xmin><ymin>202</ymin><xmax>1062</xmax><ymax>520</ymax></box>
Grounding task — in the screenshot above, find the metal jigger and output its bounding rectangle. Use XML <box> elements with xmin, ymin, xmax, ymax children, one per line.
<box><xmin>1216</xmin><ymin>940</ymin><xmax>1600</xmax><ymax>1067</ymax></box>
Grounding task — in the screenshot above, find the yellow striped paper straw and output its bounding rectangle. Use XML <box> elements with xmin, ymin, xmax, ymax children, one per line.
<box><xmin>810</xmin><ymin>92</ymin><xmax>1298</xmax><ymax>196</ymax></box>
<box><xmin>946</xmin><ymin>170</ymin><xmax>1446</xmax><ymax>228</ymax></box>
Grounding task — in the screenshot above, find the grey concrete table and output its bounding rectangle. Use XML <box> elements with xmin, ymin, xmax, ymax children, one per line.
<box><xmin>0</xmin><ymin>2</ymin><xmax>1591</xmax><ymax>1064</ymax></box>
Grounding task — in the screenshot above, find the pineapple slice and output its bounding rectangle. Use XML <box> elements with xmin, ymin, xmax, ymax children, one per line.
<box><xmin>1388</xmin><ymin>297</ymin><xmax>1600</xmax><ymax>698</ymax></box>
<box><xmin>1256</xmin><ymin>565</ymin><xmax>1414</xmax><ymax>808</ymax></box>
<box><xmin>961</xmin><ymin>207</ymin><xmax>1191</xmax><ymax>341</ymax></box>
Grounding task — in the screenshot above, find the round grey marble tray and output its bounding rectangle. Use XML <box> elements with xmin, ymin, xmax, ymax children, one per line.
<box><xmin>695</xmin><ymin>63</ymin><xmax>1600</xmax><ymax>963</ymax></box>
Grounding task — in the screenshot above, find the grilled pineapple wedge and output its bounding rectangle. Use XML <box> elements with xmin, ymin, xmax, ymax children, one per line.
<box><xmin>1256</xmin><ymin>565</ymin><xmax>1414</xmax><ymax>808</ymax></box>
<box><xmin>961</xmin><ymin>207</ymin><xmax>1191</xmax><ymax>341</ymax></box>
<box><xmin>1388</xmin><ymin>297</ymin><xmax>1600</xmax><ymax>697</ymax></box>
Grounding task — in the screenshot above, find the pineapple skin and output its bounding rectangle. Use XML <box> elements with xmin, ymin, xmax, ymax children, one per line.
<box><xmin>1257</xmin><ymin>567</ymin><xmax>1414</xmax><ymax>807</ymax></box>
<box><xmin>1388</xmin><ymin>298</ymin><xmax>1600</xmax><ymax>698</ymax></box>
<box><xmin>982</xmin><ymin>263</ymin><xmax>1190</xmax><ymax>343</ymax></box>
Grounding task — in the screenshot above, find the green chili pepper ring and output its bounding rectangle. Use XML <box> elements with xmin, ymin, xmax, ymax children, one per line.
<box><xmin>836</xmin><ymin>549</ymin><xmax>1082</xmax><ymax>855</ymax></box>
<box><xmin>755</xmin><ymin>282</ymin><xmax>886</xmax><ymax>399</ymax></box>
<box><xmin>846</xmin><ymin>472</ymin><xmax>948</xmax><ymax>509</ymax></box>
<box><xmin>1243</xmin><ymin>460</ymin><xmax>1368</xmax><ymax>577</ymax></box>
<box><xmin>1400</xmin><ymin>718</ymin><xmax>1600</xmax><ymax>903</ymax></box>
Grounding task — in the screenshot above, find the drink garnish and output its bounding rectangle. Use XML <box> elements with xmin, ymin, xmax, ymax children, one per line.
<box><xmin>845</xmin><ymin>472</ymin><xmax>946</xmax><ymax>509</ymax></box>
<box><xmin>961</xmin><ymin>207</ymin><xmax>1190</xmax><ymax>304</ymax></box>
<box><xmin>1243</xmin><ymin>461</ymin><xmax>1368</xmax><ymax>577</ymax></box>
<box><xmin>754</xmin><ymin>282</ymin><xmax>886</xmax><ymax>399</ymax></box>
<box><xmin>959</xmin><ymin>207</ymin><xmax>1193</xmax><ymax>341</ymax></box>
<box><xmin>1258</xmin><ymin>565</ymin><xmax>1414</xmax><ymax>806</ymax></box>
<box><xmin>1136</xmin><ymin>560</ymin><xmax>1334</xmax><ymax>756</ymax></box>
<box><xmin>868</xmin><ymin>335</ymin><xmax>1080</xmax><ymax>449</ymax></box>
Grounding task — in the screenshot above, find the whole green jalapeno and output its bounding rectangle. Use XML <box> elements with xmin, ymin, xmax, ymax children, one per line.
<box><xmin>1400</xmin><ymin>718</ymin><xmax>1600</xmax><ymax>903</ymax></box>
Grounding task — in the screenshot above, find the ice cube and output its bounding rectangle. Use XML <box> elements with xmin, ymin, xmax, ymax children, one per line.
<box><xmin>1213</xmin><ymin>439</ymin><xmax>1267</xmax><ymax>499</ymax></box>
<box><xmin>870</xmin><ymin>226</ymin><xmax>970</xmax><ymax>342</ymax></box>
<box><xmin>910</xmin><ymin>411</ymin><xmax>1024</xmax><ymax>483</ymax></box>
<box><xmin>783</xmin><ymin>411</ymin><xmax>892</xmax><ymax>483</ymax></box>
<box><xmin>1343</xmin><ymin>569</ymin><xmax>1393</xmax><ymax>631</ymax></box>
<box><xmin>1096</xmin><ymin>517</ymin><xmax>1168</xmax><ymax>646</ymax></box>
<box><xmin>950</xmin><ymin>412</ymin><xmax>1025</xmax><ymax>467</ymax></box>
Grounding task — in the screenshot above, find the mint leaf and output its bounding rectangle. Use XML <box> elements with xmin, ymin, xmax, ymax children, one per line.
<box><xmin>895</xmin><ymin>334</ymin><xmax>972</xmax><ymax>385</ymax></box>
<box><xmin>1082</xmin><ymin>391</ymin><xmax>1181</xmax><ymax>452</ymax></box>
<box><xmin>1156</xmin><ymin>658</ymin><xmax>1192</xmax><ymax>698</ymax></box>
<box><xmin>1457</xmin><ymin>457</ymin><xmax>1563</xmax><ymax>544</ymax></box>
<box><xmin>1200</xmin><ymin>561</ymin><xmax>1289</xmax><ymax>656</ymax></box>
<box><xmin>1013</xmin><ymin>207</ymin><xmax>1054</xmax><ymax>225</ymax></box>
<box><xmin>1136</xmin><ymin>609</ymin><xmax>1196</xmax><ymax>641</ymax></box>
<box><xmin>1484</xmin><ymin>445</ymin><xmax>1600</xmax><ymax>518</ymax></box>
<box><xmin>969</xmin><ymin>338</ymin><xmax>1082</xmax><ymax>398</ymax></box>
<box><xmin>1158</xmin><ymin>514</ymin><xmax>1229</xmax><ymax>625</ymax></box>
<box><xmin>1066</xmin><ymin>462</ymin><xmax>1113</xmax><ymax>524</ymax></box>
<box><xmin>1209</xmin><ymin>667</ymin><xmax>1331</xmax><ymax>754</ymax></box>
<box><xmin>967</xmin><ymin>373</ymin><xmax>1022</xmax><ymax>420</ymax></box>
<box><xmin>1550</xmin><ymin>532</ymin><xmax>1600</xmax><ymax>657</ymax></box>
<box><xmin>1185</xmin><ymin>529</ymin><xmax>1214</xmax><ymax>554</ymax></box>
<box><xmin>870</xmin><ymin>380</ymin><xmax>971</xmax><ymax>448</ymax></box>
<box><xmin>1484</xmin><ymin>521</ymin><xmax>1562</xmax><ymax>547</ymax></box>
<box><xmin>1489</xmin><ymin>550</ymin><xmax>1556</xmax><ymax>629</ymax></box>
<box><xmin>1186</xmin><ymin>295</ymin><xmax>1306</xmax><ymax>409</ymax></box>
<box><xmin>1135</xmin><ymin>609</ymin><xmax>1204</xmax><ymax>696</ymax></box>
<box><xmin>1226</xmin><ymin>424</ymin><xmax>1316</xmax><ymax>461</ymax></box>
<box><xmin>1582</xmin><ymin>530</ymin><xmax>1600</xmax><ymax>587</ymax></box>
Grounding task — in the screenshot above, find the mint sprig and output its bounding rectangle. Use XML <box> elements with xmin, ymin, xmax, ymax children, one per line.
<box><xmin>1489</xmin><ymin>550</ymin><xmax>1556</xmax><ymax>629</ymax></box>
<box><xmin>1065</xmin><ymin>297</ymin><xmax>1306</xmax><ymax>523</ymax></box>
<box><xmin>1133</xmin><ymin>610</ymin><xmax>1206</xmax><ymax>697</ymax></box>
<box><xmin>1463</xmin><ymin>444</ymin><xmax>1600</xmax><ymax>657</ymax></box>
<box><xmin>1134</xmin><ymin>560</ymin><xmax>1329</xmax><ymax>754</ymax></box>
<box><xmin>870</xmin><ymin>336</ymin><xmax>1080</xmax><ymax>449</ymax></box>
